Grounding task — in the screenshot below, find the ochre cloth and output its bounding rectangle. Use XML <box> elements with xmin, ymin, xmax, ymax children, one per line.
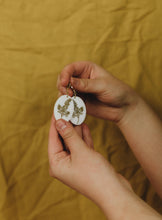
<box><xmin>0</xmin><ymin>0</ymin><xmax>162</xmax><ymax>219</ymax></box>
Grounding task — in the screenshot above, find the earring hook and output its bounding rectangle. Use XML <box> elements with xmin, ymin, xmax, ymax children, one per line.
<box><xmin>66</xmin><ymin>82</ymin><xmax>76</xmax><ymax>97</ymax></box>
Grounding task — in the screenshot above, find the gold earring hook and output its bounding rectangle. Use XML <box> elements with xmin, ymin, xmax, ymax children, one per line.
<box><xmin>66</xmin><ymin>82</ymin><xmax>76</xmax><ymax>97</ymax></box>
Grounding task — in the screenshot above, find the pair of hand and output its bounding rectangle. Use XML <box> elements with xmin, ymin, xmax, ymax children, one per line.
<box><xmin>48</xmin><ymin>62</ymin><xmax>136</xmax><ymax>216</ymax></box>
<box><xmin>48</xmin><ymin>61</ymin><xmax>162</xmax><ymax>219</ymax></box>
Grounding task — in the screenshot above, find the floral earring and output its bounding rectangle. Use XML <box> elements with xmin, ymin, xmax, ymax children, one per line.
<box><xmin>54</xmin><ymin>82</ymin><xmax>86</xmax><ymax>125</ymax></box>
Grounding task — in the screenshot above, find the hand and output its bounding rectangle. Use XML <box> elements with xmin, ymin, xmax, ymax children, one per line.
<box><xmin>48</xmin><ymin>116</ymin><xmax>129</xmax><ymax>204</ymax></box>
<box><xmin>48</xmin><ymin>116</ymin><xmax>161</xmax><ymax>220</ymax></box>
<box><xmin>57</xmin><ymin>61</ymin><xmax>139</xmax><ymax>123</ymax></box>
<box><xmin>48</xmin><ymin>115</ymin><xmax>132</xmax><ymax>200</ymax></box>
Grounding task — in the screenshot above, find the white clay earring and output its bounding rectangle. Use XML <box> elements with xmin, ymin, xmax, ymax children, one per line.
<box><xmin>54</xmin><ymin>94</ymin><xmax>74</xmax><ymax>122</ymax></box>
<box><xmin>70</xmin><ymin>95</ymin><xmax>86</xmax><ymax>125</ymax></box>
<box><xmin>54</xmin><ymin>82</ymin><xmax>86</xmax><ymax>125</ymax></box>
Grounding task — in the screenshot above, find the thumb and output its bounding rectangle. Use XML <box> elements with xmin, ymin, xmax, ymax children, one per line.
<box><xmin>55</xmin><ymin>119</ymin><xmax>87</xmax><ymax>154</ymax></box>
<box><xmin>70</xmin><ymin>77</ymin><xmax>106</xmax><ymax>94</ymax></box>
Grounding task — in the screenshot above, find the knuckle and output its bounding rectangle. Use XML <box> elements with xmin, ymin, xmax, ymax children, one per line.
<box><xmin>100</xmin><ymin>78</ymin><xmax>108</xmax><ymax>89</ymax></box>
<box><xmin>63</xmin><ymin>127</ymin><xmax>74</xmax><ymax>140</ymax></box>
<box><xmin>53</xmin><ymin>151</ymin><xmax>67</xmax><ymax>162</ymax></box>
<box><xmin>81</xmin><ymin>79</ymin><xmax>88</xmax><ymax>90</ymax></box>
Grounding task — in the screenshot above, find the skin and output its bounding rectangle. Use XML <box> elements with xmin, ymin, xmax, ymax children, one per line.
<box><xmin>48</xmin><ymin>61</ymin><xmax>162</xmax><ymax>219</ymax></box>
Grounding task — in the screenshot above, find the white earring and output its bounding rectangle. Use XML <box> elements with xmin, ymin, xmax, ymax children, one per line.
<box><xmin>54</xmin><ymin>95</ymin><xmax>74</xmax><ymax>122</ymax></box>
<box><xmin>53</xmin><ymin>82</ymin><xmax>86</xmax><ymax>125</ymax></box>
<box><xmin>70</xmin><ymin>96</ymin><xmax>86</xmax><ymax>125</ymax></box>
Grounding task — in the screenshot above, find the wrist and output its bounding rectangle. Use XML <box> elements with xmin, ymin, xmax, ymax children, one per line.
<box><xmin>97</xmin><ymin>184</ymin><xmax>136</xmax><ymax>219</ymax></box>
<box><xmin>116</xmin><ymin>89</ymin><xmax>142</xmax><ymax>128</ymax></box>
<box><xmin>98</xmin><ymin>186</ymin><xmax>162</xmax><ymax>220</ymax></box>
<box><xmin>91</xmin><ymin>174</ymin><xmax>134</xmax><ymax>219</ymax></box>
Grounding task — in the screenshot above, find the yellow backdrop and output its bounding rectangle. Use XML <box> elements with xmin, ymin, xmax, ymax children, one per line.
<box><xmin>0</xmin><ymin>0</ymin><xmax>162</xmax><ymax>219</ymax></box>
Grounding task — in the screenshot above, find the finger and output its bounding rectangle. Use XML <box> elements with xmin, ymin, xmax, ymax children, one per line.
<box><xmin>59</xmin><ymin>61</ymin><xmax>93</xmax><ymax>88</ymax></box>
<box><xmin>57</xmin><ymin>74</ymin><xmax>68</xmax><ymax>94</ymax></box>
<box><xmin>57</xmin><ymin>77</ymin><xmax>74</xmax><ymax>96</ymax></box>
<box><xmin>82</xmin><ymin>123</ymin><xmax>94</xmax><ymax>149</ymax></box>
<box><xmin>48</xmin><ymin>115</ymin><xmax>64</xmax><ymax>162</ymax></box>
<box><xmin>86</xmin><ymin>100</ymin><xmax>121</xmax><ymax>122</ymax></box>
<box><xmin>55</xmin><ymin>119</ymin><xmax>87</xmax><ymax>154</ymax></box>
<box><xmin>65</xmin><ymin>125</ymin><xmax>82</xmax><ymax>152</ymax></box>
<box><xmin>57</xmin><ymin>75</ymin><xmax>67</xmax><ymax>94</ymax></box>
<box><xmin>57</xmin><ymin>91</ymin><xmax>62</xmax><ymax>98</ymax></box>
<box><xmin>70</xmin><ymin>77</ymin><xmax>107</xmax><ymax>94</ymax></box>
<box><xmin>74</xmin><ymin>125</ymin><xmax>83</xmax><ymax>138</ymax></box>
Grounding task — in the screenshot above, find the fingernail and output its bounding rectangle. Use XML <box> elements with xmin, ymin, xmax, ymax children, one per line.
<box><xmin>56</xmin><ymin>120</ymin><xmax>67</xmax><ymax>130</ymax></box>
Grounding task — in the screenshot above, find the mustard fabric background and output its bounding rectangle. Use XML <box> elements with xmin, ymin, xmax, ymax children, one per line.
<box><xmin>0</xmin><ymin>0</ymin><xmax>162</xmax><ymax>219</ymax></box>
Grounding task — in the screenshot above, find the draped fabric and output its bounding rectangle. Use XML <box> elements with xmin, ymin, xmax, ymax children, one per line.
<box><xmin>0</xmin><ymin>0</ymin><xmax>162</xmax><ymax>219</ymax></box>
